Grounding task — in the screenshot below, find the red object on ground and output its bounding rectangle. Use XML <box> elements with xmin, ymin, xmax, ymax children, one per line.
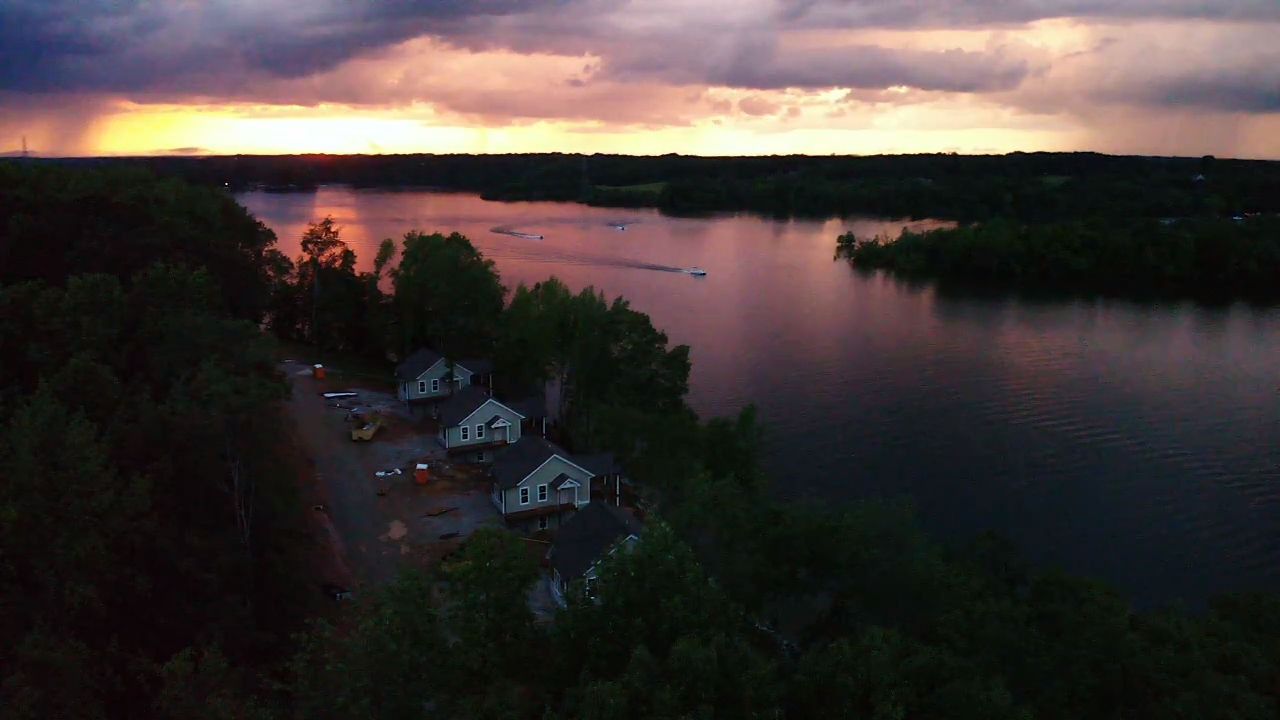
<box><xmin>313</xmin><ymin>364</ymin><xmax>325</xmax><ymax>379</ymax></box>
<box><xmin>415</xmin><ymin>463</ymin><xmax>430</xmax><ymax>485</ymax></box>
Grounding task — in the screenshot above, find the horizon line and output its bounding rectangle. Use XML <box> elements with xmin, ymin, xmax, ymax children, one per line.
<box><xmin>6</xmin><ymin>149</ymin><xmax>1279</xmax><ymax>163</ymax></box>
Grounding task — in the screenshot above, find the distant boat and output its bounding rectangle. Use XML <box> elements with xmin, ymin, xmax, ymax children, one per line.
<box><xmin>686</xmin><ymin>267</ymin><xmax>707</xmax><ymax>276</ymax></box>
<box><xmin>612</xmin><ymin>224</ymin><xmax>627</xmax><ymax>231</ymax></box>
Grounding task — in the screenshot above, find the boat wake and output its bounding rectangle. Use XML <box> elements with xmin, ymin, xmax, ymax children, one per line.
<box><xmin>490</xmin><ymin>245</ymin><xmax>703</xmax><ymax>276</ymax></box>
<box><xmin>490</xmin><ymin>226</ymin><xmax>544</xmax><ymax>240</ymax></box>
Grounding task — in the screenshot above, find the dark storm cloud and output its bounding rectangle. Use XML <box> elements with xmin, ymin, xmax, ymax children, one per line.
<box><xmin>778</xmin><ymin>0</ymin><xmax>1280</xmax><ymax>27</ymax></box>
<box><xmin>1125</xmin><ymin>64</ymin><xmax>1280</xmax><ymax>113</ymax></box>
<box><xmin>3</xmin><ymin>0</ymin><xmax>1279</xmax><ymax>124</ymax></box>
<box><xmin>0</xmin><ymin>0</ymin><xmax>571</xmax><ymax>93</ymax></box>
<box><xmin>0</xmin><ymin>0</ymin><xmax>1032</xmax><ymax>100</ymax></box>
<box><xmin>681</xmin><ymin>44</ymin><xmax>1030</xmax><ymax>92</ymax></box>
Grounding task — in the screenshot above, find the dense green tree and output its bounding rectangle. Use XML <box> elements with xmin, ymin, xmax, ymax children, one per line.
<box><xmin>494</xmin><ymin>277</ymin><xmax>576</xmax><ymax>395</ymax></box>
<box><xmin>290</xmin><ymin>569</ymin><xmax>446</xmax><ymax>720</ymax></box>
<box><xmin>286</xmin><ymin>217</ymin><xmax>367</xmax><ymax>350</ymax></box>
<box><xmin>440</xmin><ymin>528</ymin><xmax>540</xmax><ymax>682</ymax></box>
<box><xmin>552</xmin><ymin>523</ymin><xmax>781</xmax><ymax>719</ymax></box>
<box><xmin>0</xmin><ymin>392</ymin><xmax>142</xmax><ymax>719</ymax></box>
<box><xmin>290</xmin><ymin>534</ymin><xmax>539</xmax><ymax>720</ymax></box>
<box><xmin>391</xmin><ymin>231</ymin><xmax>505</xmax><ymax>358</ymax></box>
<box><xmin>1</xmin><ymin>258</ymin><xmax>309</xmax><ymax>718</ymax></box>
<box><xmin>792</xmin><ymin>627</ymin><xmax>1026</xmax><ymax>720</ymax></box>
<box><xmin>269</xmin><ymin>218</ymin><xmax>394</xmax><ymax>356</ymax></box>
<box><xmin>153</xmin><ymin>644</ymin><xmax>272</xmax><ymax>720</ymax></box>
<box><xmin>554</xmin><ymin>523</ymin><xmax>738</xmax><ymax>677</ymax></box>
<box><xmin>494</xmin><ymin>277</ymin><xmax>690</xmax><ymax>454</ymax></box>
<box><xmin>0</xmin><ymin>161</ymin><xmax>285</xmax><ymax>321</ymax></box>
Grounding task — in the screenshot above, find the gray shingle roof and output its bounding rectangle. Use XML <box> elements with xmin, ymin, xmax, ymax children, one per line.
<box><xmin>492</xmin><ymin>436</ymin><xmax>581</xmax><ymax>489</ymax></box>
<box><xmin>503</xmin><ymin>391</ymin><xmax>545</xmax><ymax>418</ymax></box>
<box><xmin>575</xmin><ymin>452</ymin><xmax>620</xmax><ymax>477</ymax></box>
<box><xmin>457</xmin><ymin>358</ymin><xmax>493</xmax><ymax>375</ymax></box>
<box><xmin>436</xmin><ymin>386</ymin><xmax>494</xmax><ymax>426</ymax></box>
<box><xmin>550</xmin><ymin>503</ymin><xmax>639</xmax><ymax>582</ymax></box>
<box><xmin>395</xmin><ymin>347</ymin><xmax>443</xmax><ymax>380</ymax></box>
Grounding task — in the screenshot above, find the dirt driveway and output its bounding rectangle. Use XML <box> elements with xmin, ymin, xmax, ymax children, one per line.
<box><xmin>282</xmin><ymin>361</ymin><xmax>501</xmax><ymax>587</ymax></box>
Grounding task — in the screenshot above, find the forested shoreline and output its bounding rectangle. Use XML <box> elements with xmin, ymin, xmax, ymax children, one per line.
<box><xmin>837</xmin><ymin>216</ymin><xmax>1280</xmax><ymax>302</ymax></box>
<box><xmin>52</xmin><ymin>150</ymin><xmax>1280</xmax><ymax>223</ymax></box>
<box><xmin>4</xmin><ymin>161</ymin><xmax>1280</xmax><ymax>718</ymax></box>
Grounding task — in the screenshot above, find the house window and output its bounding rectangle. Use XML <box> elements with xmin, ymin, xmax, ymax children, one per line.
<box><xmin>519</xmin><ymin>487</ymin><xmax>530</xmax><ymax>505</ymax></box>
<box><xmin>430</xmin><ymin>378</ymin><xmax>440</xmax><ymax>393</ymax></box>
<box><xmin>538</xmin><ymin>515</ymin><xmax>549</xmax><ymax>531</ymax></box>
<box><xmin>417</xmin><ymin>380</ymin><xmax>426</xmax><ymax>394</ymax></box>
<box><xmin>584</xmin><ymin>577</ymin><xmax>597</xmax><ymax>598</ymax></box>
<box><xmin>461</xmin><ymin>426</ymin><xmax>470</xmax><ymax>441</ymax></box>
<box><xmin>476</xmin><ymin>423</ymin><xmax>485</xmax><ymax>440</ymax></box>
<box><xmin>475</xmin><ymin>450</ymin><xmax>486</xmax><ymax>462</ymax></box>
<box><xmin>537</xmin><ymin>484</ymin><xmax>548</xmax><ymax>502</ymax></box>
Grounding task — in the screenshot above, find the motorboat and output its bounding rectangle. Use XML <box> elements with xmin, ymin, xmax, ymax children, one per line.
<box><xmin>686</xmin><ymin>267</ymin><xmax>707</xmax><ymax>276</ymax></box>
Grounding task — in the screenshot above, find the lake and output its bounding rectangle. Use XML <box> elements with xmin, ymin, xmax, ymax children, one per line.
<box><xmin>238</xmin><ymin>186</ymin><xmax>1280</xmax><ymax>607</ymax></box>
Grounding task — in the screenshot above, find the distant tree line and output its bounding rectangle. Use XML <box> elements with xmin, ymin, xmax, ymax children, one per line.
<box><xmin>838</xmin><ymin>215</ymin><xmax>1280</xmax><ymax>302</ymax></box>
<box><xmin>4</xmin><ymin>160</ymin><xmax>1280</xmax><ymax>719</ymax></box>
<box><xmin>55</xmin><ymin>150</ymin><xmax>1280</xmax><ymax>223</ymax></box>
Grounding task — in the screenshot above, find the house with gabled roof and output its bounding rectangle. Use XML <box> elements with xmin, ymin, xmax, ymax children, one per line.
<box><xmin>489</xmin><ymin>436</ymin><xmax>601</xmax><ymax>533</ymax></box>
<box><xmin>435</xmin><ymin>386</ymin><xmax>525</xmax><ymax>462</ymax></box>
<box><xmin>394</xmin><ymin>347</ymin><xmax>493</xmax><ymax>403</ymax></box>
<box><xmin>547</xmin><ymin>502</ymin><xmax>641</xmax><ymax>605</ymax></box>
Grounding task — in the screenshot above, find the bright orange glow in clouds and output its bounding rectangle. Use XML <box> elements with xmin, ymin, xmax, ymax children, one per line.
<box><xmin>75</xmin><ymin>100</ymin><xmax>1080</xmax><ymax>157</ymax></box>
<box><xmin>5</xmin><ymin>8</ymin><xmax>1280</xmax><ymax>158</ymax></box>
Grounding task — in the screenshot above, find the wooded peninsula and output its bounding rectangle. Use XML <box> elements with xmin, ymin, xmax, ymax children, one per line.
<box><xmin>838</xmin><ymin>215</ymin><xmax>1280</xmax><ymax>302</ymax></box>
<box><xmin>3</xmin><ymin>160</ymin><xmax>1279</xmax><ymax>719</ymax></box>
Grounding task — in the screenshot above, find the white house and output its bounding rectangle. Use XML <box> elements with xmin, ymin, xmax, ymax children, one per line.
<box><xmin>435</xmin><ymin>386</ymin><xmax>525</xmax><ymax>462</ymax></box>
<box><xmin>489</xmin><ymin>436</ymin><xmax>606</xmax><ymax>533</ymax></box>
<box><xmin>394</xmin><ymin>347</ymin><xmax>492</xmax><ymax>403</ymax></box>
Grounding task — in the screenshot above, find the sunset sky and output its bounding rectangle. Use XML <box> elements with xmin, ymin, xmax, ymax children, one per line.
<box><xmin>3</xmin><ymin>0</ymin><xmax>1278</xmax><ymax>158</ymax></box>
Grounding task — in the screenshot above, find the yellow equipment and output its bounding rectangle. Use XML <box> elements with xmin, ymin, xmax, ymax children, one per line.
<box><xmin>349</xmin><ymin>413</ymin><xmax>384</xmax><ymax>441</ymax></box>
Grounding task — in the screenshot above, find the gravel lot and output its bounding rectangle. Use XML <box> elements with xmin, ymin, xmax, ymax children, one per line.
<box><xmin>282</xmin><ymin>361</ymin><xmax>501</xmax><ymax>586</ymax></box>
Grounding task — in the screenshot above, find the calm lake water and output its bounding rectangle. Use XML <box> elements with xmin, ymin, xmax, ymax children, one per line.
<box><xmin>238</xmin><ymin>187</ymin><xmax>1280</xmax><ymax>607</ymax></box>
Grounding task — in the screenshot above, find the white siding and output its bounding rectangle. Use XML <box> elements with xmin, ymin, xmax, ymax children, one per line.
<box><xmin>501</xmin><ymin>455</ymin><xmax>592</xmax><ymax>513</ymax></box>
<box><xmin>443</xmin><ymin>399</ymin><xmax>523</xmax><ymax>449</ymax></box>
<box><xmin>400</xmin><ymin>359</ymin><xmax>464</xmax><ymax>401</ymax></box>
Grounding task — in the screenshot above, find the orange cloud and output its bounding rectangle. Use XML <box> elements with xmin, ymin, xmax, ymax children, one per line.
<box><xmin>5</xmin><ymin>2</ymin><xmax>1280</xmax><ymax>158</ymax></box>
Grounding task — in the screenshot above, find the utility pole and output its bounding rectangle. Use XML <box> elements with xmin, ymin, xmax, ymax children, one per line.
<box><xmin>21</xmin><ymin>136</ymin><xmax>28</xmax><ymax>158</ymax></box>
